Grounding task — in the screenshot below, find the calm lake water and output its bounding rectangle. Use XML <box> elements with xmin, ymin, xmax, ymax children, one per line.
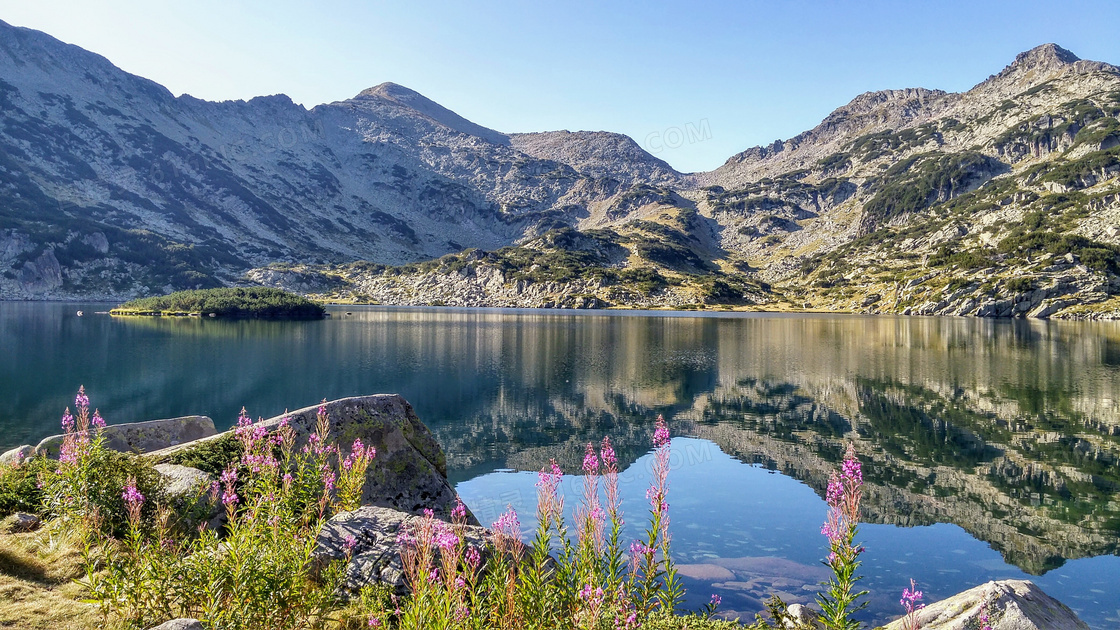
<box><xmin>3</xmin><ymin>302</ymin><xmax>1120</xmax><ymax>627</ymax></box>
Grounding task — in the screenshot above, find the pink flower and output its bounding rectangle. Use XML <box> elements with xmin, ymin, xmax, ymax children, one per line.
<box><xmin>842</xmin><ymin>458</ymin><xmax>862</xmax><ymax>484</ymax></box>
<box><xmin>122</xmin><ymin>482</ymin><xmax>145</xmax><ymax>508</ymax></box>
<box><xmin>91</xmin><ymin>410</ymin><xmax>106</xmax><ymax>429</ymax></box>
<box><xmin>74</xmin><ymin>386</ymin><xmax>89</xmax><ymax>412</ymax></box>
<box><xmin>600</xmin><ymin>436</ymin><xmax>618</xmax><ymax>470</ymax></box>
<box><xmin>492</xmin><ymin>506</ymin><xmax>520</xmax><ymax>539</ymax></box>
<box><xmin>821</xmin><ymin>522</ymin><xmax>839</xmax><ymax>543</ymax></box>
<box><xmin>582</xmin><ymin>442</ymin><xmax>599</xmax><ymax>475</ymax></box>
<box><xmin>465</xmin><ymin>546</ymin><xmax>481</xmax><ymax>569</ymax></box>
<box><xmin>652</xmin><ymin>414</ymin><xmax>670</xmax><ymax>448</ymax></box>
<box><xmin>451</xmin><ymin>497</ymin><xmax>467</xmax><ymax>521</ymax></box>
<box><xmin>395</xmin><ymin>529</ymin><xmax>416</xmax><ymax>547</ymax></box>
<box><xmin>60</xmin><ymin>409</ymin><xmax>75</xmax><ymax>433</ymax></box>
<box><xmin>220</xmin><ymin>466</ymin><xmax>239</xmax><ymax>508</ymax></box>
<box><xmin>434</xmin><ymin>528</ymin><xmax>459</xmax><ymax>552</ymax></box>
<box><xmin>629</xmin><ymin>540</ymin><xmax>653</xmax><ymax>557</ymax></box>
<box><xmin>826</xmin><ymin>475</ymin><xmax>844</xmax><ymax>506</ymax></box>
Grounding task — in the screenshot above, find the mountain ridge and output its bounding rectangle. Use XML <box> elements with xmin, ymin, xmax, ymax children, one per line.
<box><xmin>1</xmin><ymin>22</ymin><xmax>1118</xmax><ymax>318</ymax></box>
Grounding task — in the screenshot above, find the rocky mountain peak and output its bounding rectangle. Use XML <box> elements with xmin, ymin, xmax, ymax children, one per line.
<box><xmin>976</xmin><ymin>43</ymin><xmax>1119</xmax><ymax>98</ymax></box>
<box><xmin>1009</xmin><ymin>43</ymin><xmax>1081</xmax><ymax>71</ymax></box>
<box><xmin>352</xmin><ymin>81</ymin><xmax>508</xmax><ymax>145</ymax></box>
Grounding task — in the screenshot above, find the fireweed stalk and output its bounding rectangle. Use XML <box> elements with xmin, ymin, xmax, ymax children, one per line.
<box><xmin>818</xmin><ymin>443</ymin><xmax>869</xmax><ymax>630</ymax></box>
<box><xmin>633</xmin><ymin>414</ymin><xmax>684</xmax><ymax>615</ymax></box>
<box><xmin>900</xmin><ymin>579</ymin><xmax>924</xmax><ymax>630</ymax></box>
<box><xmin>48</xmin><ymin>385</ymin><xmax>108</xmax><ymax>533</ymax></box>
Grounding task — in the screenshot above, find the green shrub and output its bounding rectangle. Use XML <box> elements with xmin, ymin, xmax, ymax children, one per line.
<box><xmin>0</xmin><ymin>456</ymin><xmax>57</xmax><ymax>517</ymax></box>
<box><xmin>1006</xmin><ymin>277</ymin><xmax>1034</xmax><ymax>293</ymax></box>
<box><xmin>862</xmin><ymin>152</ymin><xmax>1002</xmax><ymax>227</ymax></box>
<box><xmin>166</xmin><ymin>434</ymin><xmax>243</xmax><ymax>477</ymax></box>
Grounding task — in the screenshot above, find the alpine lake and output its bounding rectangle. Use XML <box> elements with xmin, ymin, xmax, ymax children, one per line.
<box><xmin>2</xmin><ymin>302</ymin><xmax>1120</xmax><ymax>628</ymax></box>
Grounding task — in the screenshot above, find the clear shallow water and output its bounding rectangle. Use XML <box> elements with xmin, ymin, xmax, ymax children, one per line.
<box><xmin>2</xmin><ymin>303</ymin><xmax>1120</xmax><ymax>627</ymax></box>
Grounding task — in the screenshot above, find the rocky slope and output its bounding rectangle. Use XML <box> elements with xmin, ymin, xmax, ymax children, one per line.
<box><xmin>1</xmin><ymin>22</ymin><xmax>1118</xmax><ymax>317</ymax></box>
<box><xmin>0</xmin><ymin>20</ymin><xmax>677</xmax><ymax>299</ymax></box>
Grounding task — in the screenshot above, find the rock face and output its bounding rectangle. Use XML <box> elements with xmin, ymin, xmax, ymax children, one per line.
<box><xmin>35</xmin><ymin>415</ymin><xmax>216</xmax><ymax>458</ymax></box>
<box><xmin>882</xmin><ymin>580</ymin><xmax>1088</xmax><ymax>630</ymax></box>
<box><xmin>314</xmin><ymin>505</ymin><xmax>494</xmax><ymax>595</ymax></box>
<box><xmin>152</xmin><ymin>395</ymin><xmax>465</xmax><ymax>519</ymax></box>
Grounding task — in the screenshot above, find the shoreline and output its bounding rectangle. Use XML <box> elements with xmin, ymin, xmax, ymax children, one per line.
<box><xmin>6</xmin><ymin>296</ymin><xmax>1120</xmax><ymax>321</ymax></box>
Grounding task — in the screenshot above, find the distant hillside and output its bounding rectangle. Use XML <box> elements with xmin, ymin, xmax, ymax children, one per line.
<box><xmin>1</xmin><ymin>23</ymin><xmax>1118</xmax><ymax>318</ymax></box>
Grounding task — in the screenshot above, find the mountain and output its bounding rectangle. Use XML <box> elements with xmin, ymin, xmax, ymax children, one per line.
<box><xmin>1</xmin><ymin>23</ymin><xmax>1119</xmax><ymax>318</ymax></box>
<box><xmin>0</xmin><ymin>20</ymin><xmax>661</xmax><ymax>298</ymax></box>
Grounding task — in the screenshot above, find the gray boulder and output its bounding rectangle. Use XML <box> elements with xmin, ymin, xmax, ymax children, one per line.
<box><xmin>314</xmin><ymin>505</ymin><xmax>495</xmax><ymax>596</ymax></box>
<box><xmin>154</xmin><ymin>464</ymin><xmax>222</xmax><ymax>532</ymax></box>
<box><xmin>785</xmin><ymin>604</ymin><xmax>824</xmax><ymax>629</ymax></box>
<box><xmin>146</xmin><ymin>620</ymin><xmax>203</xmax><ymax>630</ymax></box>
<box><xmin>36</xmin><ymin>415</ymin><xmax>216</xmax><ymax>458</ymax></box>
<box><xmin>0</xmin><ymin>445</ymin><xmax>34</xmax><ymax>466</ymax></box>
<box><xmin>882</xmin><ymin>579</ymin><xmax>1088</xmax><ymax>630</ymax></box>
<box><xmin>2</xmin><ymin>512</ymin><xmax>42</xmax><ymax>533</ymax></box>
<box><xmin>152</xmin><ymin>395</ymin><xmax>466</xmax><ymax>520</ymax></box>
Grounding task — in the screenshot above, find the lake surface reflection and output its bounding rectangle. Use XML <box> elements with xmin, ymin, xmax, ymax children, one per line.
<box><xmin>2</xmin><ymin>303</ymin><xmax>1119</xmax><ymax>626</ymax></box>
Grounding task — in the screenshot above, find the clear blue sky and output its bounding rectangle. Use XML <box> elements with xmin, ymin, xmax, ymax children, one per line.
<box><xmin>2</xmin><ymin>0</ymin><xmax>1118</xmax><ymax>172</ymax></box>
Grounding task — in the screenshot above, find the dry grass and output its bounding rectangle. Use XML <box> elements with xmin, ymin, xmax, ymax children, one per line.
<box><xmin>0</xmin><ymin>523</ymin><xmax>101</xmax><ymax>630</ymax></box>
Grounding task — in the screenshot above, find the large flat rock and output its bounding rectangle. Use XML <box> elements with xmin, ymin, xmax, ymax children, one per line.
<box><xmin>36</xmin><ymin>415</ymin><xmax>216</xmax><ymax>458</ymax></box>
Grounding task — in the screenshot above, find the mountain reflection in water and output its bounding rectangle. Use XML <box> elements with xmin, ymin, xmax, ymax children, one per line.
<box><xmin>2</xmin><ymin>304</ymin><xmax>1119</xmax><ymax>626</ymax></box>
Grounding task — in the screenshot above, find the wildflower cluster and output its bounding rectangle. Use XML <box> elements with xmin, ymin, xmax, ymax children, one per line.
<box><xmin>82</xmin><ymin>401</ymin><xmax>376</xmax><ymax>630</ymax></box>
<box><xmin>361</xmin><ymin>414</ymin><xmax>689</xmax><ymax>630</ymax></box>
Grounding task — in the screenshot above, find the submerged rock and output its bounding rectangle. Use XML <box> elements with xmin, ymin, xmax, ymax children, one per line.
<box><xmin>36</xmin><ymin>415</ymin><xmax>216</xmax><ymax>458</ymax></box>
<box><xmin>882</xmin><ymin>579</ymin><xmax>1088</xmax><ymax>630</ymax></box>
